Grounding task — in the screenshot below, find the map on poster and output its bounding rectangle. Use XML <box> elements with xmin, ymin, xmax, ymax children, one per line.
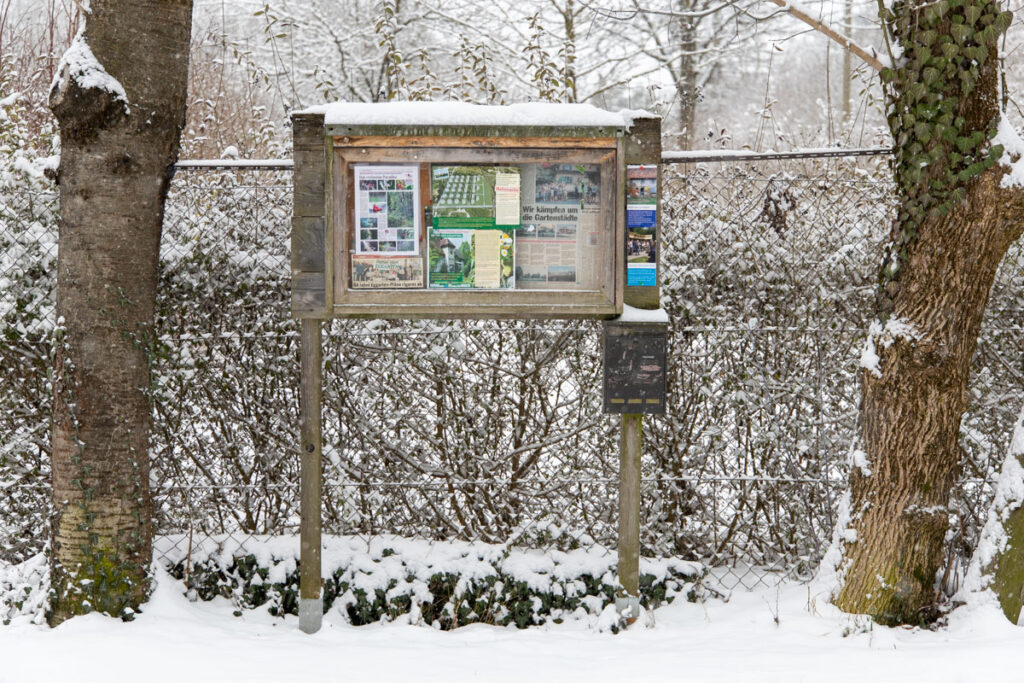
<box><xmin>354</xmin><ymin>165</ymin><xmax>420</xmax><ymax>255</ymax></box>
<box><xmin>431</xmin><ymin>166</ymin><xmax>521</xmax><ymax>229</ymax></box>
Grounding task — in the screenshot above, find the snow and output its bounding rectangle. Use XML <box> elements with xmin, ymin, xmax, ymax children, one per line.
<box><xmin>5</xmin><ymin>563</ymin><xmax>1024</xmax><ymax>683</ymax></box>
<box><xmin>50</xmin><ymin>30</ymin><xmax>129</xmax><ymax>113</ymax></box>
<box><xmin>859</xmin><ymin>321</ymin><xmax>883</xmax><ymax>378</ymax></box>
<box><xmin>960</xmin><ymin>405</ymin><xmax>1024</xmax><ymax>598</ymax></box>
<box><xmin>809</xmin><ymin>490</ymin><xmax>853</xmax><ymax>604</ymax></box>
<box><xmin>299</xmin><ymin>101</ymin><xmax>652</xmax><ymax>130</ymax></box>
<box><xmin>661</xmin><ymin>147</ymin><xmax>891</xmax><ymax>162</ymax></box>
<box><xmin>149</xmin><ymin>533</ymin><xmax>698</xmax><ymax>611</ymax></box>
<box><xmin>850</xmin><ymin>449</ymin><xmax>871</xmax><ymax>477</ymax></box>
<box><xmin>617</xmin><ymin>304</ymin><xmax>670</xmax><ymax>323</ymax></box>
<box><xmin>859</xmin><ymin>316</ymin><xmax>920</xmax><ymax>378</ymax></box>
<box><xmin>174</xmin><ymin>159</ymin><xmax>294</xmax><ymax>169</ymax></box>
<box><xmin>993</xmin><ymin>117</ymin><xmax>1024</xmax><ymax>189</ymax></box>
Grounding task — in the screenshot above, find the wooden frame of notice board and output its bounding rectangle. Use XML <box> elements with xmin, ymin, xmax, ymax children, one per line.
<box><xmin>288</xmin><ymin>110</ymin><xmax>662</xmax><ymax>635</ymax></box>
<box><xmin>290</xmin><ymin>113</ymin><xmax>661</xmax><ymax>320</ymax></box>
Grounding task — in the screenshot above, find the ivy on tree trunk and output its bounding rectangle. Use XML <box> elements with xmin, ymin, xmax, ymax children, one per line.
<box><xmin>829</xmin><ymin>0</ymin><xmax>1024</xmax><ymax>624</ymax></box>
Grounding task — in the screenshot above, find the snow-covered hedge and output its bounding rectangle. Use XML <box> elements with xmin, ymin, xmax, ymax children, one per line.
<box><xmin>0</xmin><ymin>553</ymin><xmax>49</xmax><ymax>626</ymax></box>
<box><xmin>158</xmin><ymin>535</ymin><xmax>702</xmax><ymax>630</ymax></box>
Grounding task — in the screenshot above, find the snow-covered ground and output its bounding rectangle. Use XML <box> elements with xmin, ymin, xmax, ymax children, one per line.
<box><xmin>2</xmin><ymin>567</ymin><xmax>1022</xmax><ymax>683</ymax></box>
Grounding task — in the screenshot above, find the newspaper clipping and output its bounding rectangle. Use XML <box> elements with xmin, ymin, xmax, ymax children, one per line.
<box><xmin>515</xmin><ymin>163</ymin><xmax>601</xmax><ymax>289</ymax></box>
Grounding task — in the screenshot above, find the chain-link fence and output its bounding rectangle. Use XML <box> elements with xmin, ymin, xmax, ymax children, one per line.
<box><xmin>3</xmin><ymin>152</ymin><xmax>1022</xmax><ymax>592</ymax></box>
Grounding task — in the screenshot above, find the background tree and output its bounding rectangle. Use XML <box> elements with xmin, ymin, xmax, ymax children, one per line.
<box><xmin>47</xmin><ymin>0</ymin><xmax>192</xmax><ymax>623</ymax></box>
<box><xmin>623</xmin><ymin>0</ymin><xmax>765</xmax><ymax>147</ymax></box>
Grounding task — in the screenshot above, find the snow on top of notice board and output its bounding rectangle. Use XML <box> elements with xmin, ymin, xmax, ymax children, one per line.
<box><xmin>301</xmin><ymin>101</ymin><xmax>653</xmax><ymax>129</ymax></box>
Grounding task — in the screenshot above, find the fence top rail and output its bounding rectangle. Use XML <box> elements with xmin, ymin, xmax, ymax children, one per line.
<box><xmin>173</xmin><ymin>159</ymin><xmax>294</xmax><ymax>171</ymax></box>
<box><xmin>661</xmin><ymin>147</ymin><xmax>893</xmax><ymax>164</ymax></box>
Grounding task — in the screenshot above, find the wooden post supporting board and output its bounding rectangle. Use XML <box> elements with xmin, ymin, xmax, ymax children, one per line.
<box><xmin>603</xmin><ymin>316</ymin><xmax>668</xmax><ymax>624</ymax></box>
<box><xmin>298</xmin><ymin>318</ymin><xmax>323</xmax><ymax>634</ymax></box>
<box><xmin>617</xmin><ymin>413</ymin><xmax>642</xmax><ymax>621</ymax></box>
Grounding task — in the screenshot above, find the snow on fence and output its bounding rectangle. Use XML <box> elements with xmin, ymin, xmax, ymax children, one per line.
<box><xmin>2</xmin><ymin>151</ymin><xmax>1022</xmax><ymax>593</ymax></box>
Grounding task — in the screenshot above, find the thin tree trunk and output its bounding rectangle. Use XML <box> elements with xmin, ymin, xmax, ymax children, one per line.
<box><xmin>560</xmin><ymin>0</ymin><xmax>578</xmax><ymax>103</ymax></box>
<box><xmin>48</xmin><ymin>0</ymin><xmax>192</xmax><ymax>624</ymax></box>
<box><xmin>841</xmin><ymin>0</ymin><xmax>852</xmax><ymax>124</ymax></box>
<box><xmin>674</xmin><ymin>0</ymin><xmax>698</xmax><ymax>149</ymax></box>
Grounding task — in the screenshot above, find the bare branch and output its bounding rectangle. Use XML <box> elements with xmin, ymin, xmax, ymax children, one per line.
<box><xmin>580</xmin><ymin>0</ymin><xmax>884</xmax><ymax>72</ymax></box>
<box><xmin>764</xmin><ymin>0</ymin><xmax>882</xmax><ymax>71</ymax></box>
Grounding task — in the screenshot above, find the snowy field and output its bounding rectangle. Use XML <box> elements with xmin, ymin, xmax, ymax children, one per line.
<box><xmin>2</xmin><ymin>567</ymin><xmax>1023</xmax><ymax>683</ymax></box>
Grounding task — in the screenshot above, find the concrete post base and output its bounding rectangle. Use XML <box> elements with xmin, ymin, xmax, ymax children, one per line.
<box><xmin>299</xmin><ymin>597</ymin><xmax>323</xmax><ymax>634</ymax></box>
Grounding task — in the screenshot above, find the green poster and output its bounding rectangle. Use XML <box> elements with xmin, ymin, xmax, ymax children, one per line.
<box><xmin>431</xmin><ymin>165</ymin><xmax>521</xmax><ymax>228</ymax></box>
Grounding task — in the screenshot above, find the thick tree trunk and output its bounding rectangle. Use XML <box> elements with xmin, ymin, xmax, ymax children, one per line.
<box><xmin>48</xmin><ymin>0</ymin><xmax>192</xmax><ymax>624</ymax></box>
<box><xmin>834</xmin><ymin>169</ymin><xmax>1024</xmax><ymax>624</ymax></box>
<box><xmin>825</xmin><ymin>0</ymin><xmax>1024</xmax><ymax>625</ymax></box>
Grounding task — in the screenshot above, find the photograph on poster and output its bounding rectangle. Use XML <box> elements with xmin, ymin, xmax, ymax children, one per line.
<box><xmin>626</xmin><ymin>165</ymin><xmax>658</xmax><ymax>286</ymax></box>
<box><xmin>514</xmin><ymin>163</ymin><xmax>603</xmax><ymax>289</ymax></box>
<box><xmin>626</xmin><ymin>165</ymin><xmax>657</xmax><ymax>205</ymax></box>
<box><xmin>429</xmin><ymin>229</ymin><xmax>474</xmax><ymax>287</ymax></box>
<box><xmin>428</xmin><ymin>228</ymin><xmax>514</xmax><ymax>289</ymax></box>
<box><xmin>533</xmin><ymin>164</ymin><xmax>601</xmax><ymax>207</ymax></box>
<box><xmin>431</xmin><ymin>166</ymin><xmax>521</xmax><ymax>228</ymax></box>
<box><xmin>351</xmin><ymin>255</ymin><xmax>424</xmax><ymax>289</ymax></box>
<box><xmin>387</xmin><ymin>191</ymin><xmax>415</xmax><ymax>228</ymax></box>
<box><xmin>354</xmin><ymin>165</ymin><xmax>421</xmax><ymax>255</ymax></box>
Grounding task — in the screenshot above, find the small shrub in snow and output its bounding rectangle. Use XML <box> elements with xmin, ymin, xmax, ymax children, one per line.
<box><xmin>159</xmin><ymin>535</ymin><xmax>702</xmax><ymax>630</ymax></box>
<box><xmin>0</xmin><ymin>553</ymin><xmax>49</xmax><ymax>626</ymax></box>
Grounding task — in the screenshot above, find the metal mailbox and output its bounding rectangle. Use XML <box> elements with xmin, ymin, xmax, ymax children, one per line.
<box><xmin>602</xmin><ymin>321</ymin><xmax>667</xmax><ymax>415</ymax></box>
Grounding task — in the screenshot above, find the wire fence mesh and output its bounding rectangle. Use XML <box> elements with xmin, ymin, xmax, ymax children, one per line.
<box><xmin>2</xmin><ymin>152</ymin><xmax>1022</xmax><ymax>592</ymax></box>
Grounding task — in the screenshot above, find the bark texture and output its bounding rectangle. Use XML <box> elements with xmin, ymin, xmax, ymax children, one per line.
<box><xmin>831</xmin><ymin>0</ymin><xmax>1024</xmax><ymax>625</ymax></box>
<box><xmin>835</xmin><ymin>168</ymin><xmax>1024</xmax><ymax>623</ymax></box>
<box><xmin>48</xmin><ymin>0</ymin><xmax>192</xmax><ymax>624</ymax></box>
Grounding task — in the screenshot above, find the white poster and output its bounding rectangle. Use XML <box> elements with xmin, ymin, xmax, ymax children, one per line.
<box><xmin>354</xmin><ymin>165</ymin><xmax>420</xmax><ymax>255</ymax></box>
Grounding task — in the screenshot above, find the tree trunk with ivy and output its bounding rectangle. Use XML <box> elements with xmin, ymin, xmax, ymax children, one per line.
<box><xmin>829</xmin><ymin>0</ymin><xmax>1024</xmax><ymax>624</ymax></box>
<box><xmin>47</xmin><ymin>0</ymin><xmax>192</xmax><ymax>624</ymax></box>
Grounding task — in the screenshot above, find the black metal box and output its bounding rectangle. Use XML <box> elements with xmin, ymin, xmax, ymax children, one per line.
<box><xmin>602</xmin><ymin>321</ymin><xmax>667</xmax><ymax>414</ymax></box>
